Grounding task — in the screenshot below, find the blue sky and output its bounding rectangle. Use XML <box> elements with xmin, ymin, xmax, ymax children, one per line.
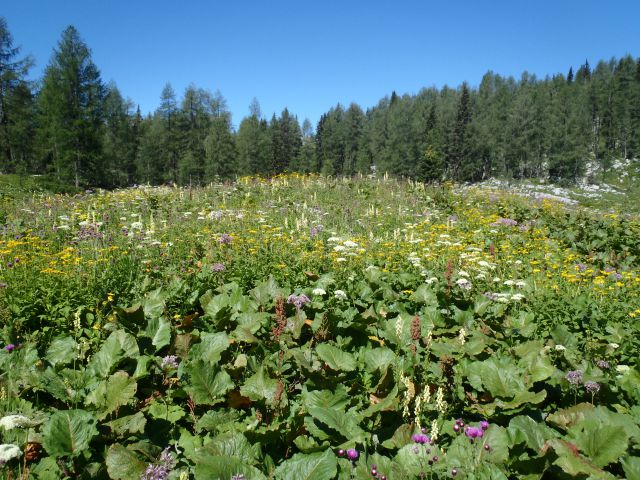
<box><xmin>4</xmin><ymin>0</ymin><xmax>639</xmax><ymax>128</ymax></box>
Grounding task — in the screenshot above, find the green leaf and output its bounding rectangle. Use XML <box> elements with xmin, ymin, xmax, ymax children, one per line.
<box><xmin>190</xmin><ymin>331</ymin><xmax>230</xmax><ymax>365</ymax></box>
<box><xmin>482</xmin><ymin>425</ymin><xmax>510</xmax><ymax>464</ymax></box>
<box><xmin>146</xmin><ymin>399</ymin><xmax>186</xmax><ymax>423</ymax></box>
<box><xmin>362</xmin><ymin>347</ymin><xmax>395</xmax><ymax>373</ymax></box>
<box><xmin>144</xmin><ymin>316</ymin><xmax>171</xmax><ymax>351</ymax></box>
<box><xmin>274</xmin><ymin>449</ymin><xmax>337</xmax><ymax>480</ymax></box>
<box><xmin>204</xmin><ymin>431</ymin><xmax>261</xmax><ymax>465</ymax></box>
<box><xmin>105</xmin><ymin>412</ymin><xmax>146</xmax><ymax>437</ymax></box>
<box><xmin>143</xmin><ymin>287</ymin><xmax>166</xmax><ymax>319</ymax></box>
<box><xmin>88</xmin><ymin>330</ymin><xmax>139</xmax><ymax>378</ymax></box>
<box><xmin>466</xmin><ymin>356</ymin><xmax>525</xmax><ymax>398</ymax></box>
<box><xmin>302</xmin><ymin>386</ymin><xmax>350</xmax><ymax>410</ymax></box>
<box><xmin>545</xmin><ymin>439</ymin><xmax>614</xmax><ymax>478</ymax></box>
<box><xmin>46</xmin><ymin>336</ymin><xmax>77</xmax><ymax>366</ymax></box>
<box><xmin>84</xmin><ymin>371</ymin><xmax>137</xmax><ymax>419</ymax></box>
<box><xmin>307</xmin><ymin>406</ymin><xmax>365</xmax><ymax>441</ymax></box>
<box><xmin>42</xmin><ymin>409</ymin><xmax>97</xmax><ymax>457</ymax></box>
<box><xmin>183</xmin><ymin>361</ymin><xmax>233</xmax><ymax>405</ymax></box>
<box><xmin>508</xmin><ymin>415</ymin><xmax>555</xmax><ymax>452</ymax></box>
<box><xmin>571</xmin><ymin>423</ymin><xmax>629</xmax><ymax>467</ymax></box>
<box><xmin>546</xmin><ymin>403</ymin><xmax>594</xmax><ymax>430</ymax></box>
<box><xmin>316</xmin><ymin>343</ymin><xmax>356</xmax><ymax>372</ymax></box>
<box><xmin>621</xmin><ymin>456</ymin><xmax>640</xmax><ymax>480</ymax></box>
<box><xmin>194</xmin><ymin>456</ymin><xmax>267</xmax><ymax>479</ymax></box>
<box><xmin>105</xmin><ymin>444</ymin><xmax>148</xmax><ymax>479</ymax></box>
<box><xmin>409</xmin><ymin>284</ymin><xmax>437</xmax><ymax>304</ymax></box>
<box><xmin>240</xmin><ymin>366</ymin><xmax>279</xmax><ymax>405</ymax></box>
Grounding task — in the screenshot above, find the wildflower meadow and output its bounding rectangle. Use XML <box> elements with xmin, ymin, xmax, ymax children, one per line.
<box><xmin>1</xmin><ymin>174</ymin><xmax>640</xmax><ymax>479</ymax></box>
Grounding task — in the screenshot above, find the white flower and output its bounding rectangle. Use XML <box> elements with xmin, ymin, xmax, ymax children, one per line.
<box><xmin>0</xmin><ymin>444</ymin><xmax>21</xmax><ymax>463</ymax></box>
<box><xmin>511</xmin><ymin>293</ymin><xmax>525</xmax><ymax>301</ymax></box>
<box><xmin>458</xmin><ymin>270</ymin><xmax>469</xmax><ymax>277</ymax></box>
<box><xmin>515</xmin><ymin>281</ymin><xmax>527</xmax><ymax>288</ymax></box>
<box><xmin>503</xmin><ymin>280</ymin><xmax>515</xmax><ymax>286</ymax></box>
<box><xmin>554</xmin><ymin>345</ymin><xmax>566</xmax><ymax>351</ymax></box>
<box><xmin>334</xmin><ymin>290</ymin><xmax>347</xmax><ymax>300</ymax></box>
<box><xmin>336</xmin><ymin>257</ymin><xmax>347</xmax><ymax>262</ymax></box>
<box><xmin>477</xmin><ymin>260</ymin><xmax>490</xmax><ymax>268</ymax></box>
<box><xmin>327</xmin><ymin>236</ymin><xmax>341</xmax><ymax>242</ymax></box>
<box><xmin>343</xmin><ymin>240</ymin><xmax>358</xmax><ymax>248</ymax></box>
<box><xmin>616</xmin><ymin>365</ymin><xmax>630</xmax><ymax>374</ymax></box>
<box><xmin>456</xmin><ymin>278</ymin><xmax>472</xmax><ymax>289</ymax></box>
<box><xmin>312</xmin><ymin>288</ymin><xmax>326</xmax><ymax>296</ymax></box>
<box><xmin>333</xmin><ymin>245</ymin><xmax>346</xmax><ymax>252</ymax></box>
<box><xmin>608</xmin><ymin>343</ymin><xmax>620</xmax><ymax>349</ymax></box>
<box><xmin>425</xmin><ymin>277</ymin><xmax>438</xmax><ymax>285</ymax></box>
<box><xmin>0</xmin><ymin>415</ymin><xmax>38</xmax><ymax>430</ymax></box>
<box><xmin>131</xmin><ymin>221</ymin><xmax>143</xmax><ymax>230</ymax></box>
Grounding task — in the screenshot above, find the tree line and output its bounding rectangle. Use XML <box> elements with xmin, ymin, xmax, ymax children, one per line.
<box><xmin>1</xmin><ymin>19</ymin><xmax>639</xmax><ymax>187</ymax></box>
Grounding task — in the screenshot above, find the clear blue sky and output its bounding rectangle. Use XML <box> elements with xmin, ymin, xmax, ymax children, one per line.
<box><xmin>4</xmin><ymin>0</ymin><xmax>640</xmax><ymax>129</ymax></box>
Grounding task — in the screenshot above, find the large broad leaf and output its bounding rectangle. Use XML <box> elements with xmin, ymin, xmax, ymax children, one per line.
<box><xmin>621</xmin><ymin>456</ymin><xmax>640</xmax><ymax>480</ymax></box>
<box><xmin>144</xmin><ymin>316</ymin><xmax>171</xmax><ymax>351</ymax></box>
<box><xmin>46</xmin><ymin>336</ymin><xmax>77</xmax><ymax>366</ymax></box>
<box><xmin>362</xmin><ymin>347</ymin><xmax>395</xmax><ymax>373</ymax></box>
<box><xmin>316</xmin><ymin>343</ymin><xmax>356</xmax><ymax>372</ymax></box>
<box><xmin>249</xmin><ymin>276</ymin><xmax>283</xmax><ymax>306</ymax></box>
<box><xmin>274</xmin><ymin>449</ymin><xmax>337</xmax><ymax>480</ymax></box>
<box><xmin>570</xmin><ymin>422</ymin><xmax>629</xmax><ymax>468</ymax></box>
<box><xmin>240</xmin><ymin>366</ymin><xmax>279</xmax><ymax>405</ymax></box>
<box><xmin>42</xmin><ymin>409</ymin><xmax>97</xmax><ymax>457</ymax></box>
<box><xmin>146</xmin><ymin>399</ymin><xmax>186</xmax><ymax>423</ymax></box>
<box><xmin>307</xmin><ymin>406</ymin><xmax>365</xmax><ymax>442</ymax></box>
<box><xmin>183</xmin><ymin>361</ymin><xmax>233</xmax><ymax>405</ymax></box>
<box><xmin>189</xmin><ymin>332</ymin><xmax>230</xmax><ymax>365</ymax></box>
<box><xmin>105</xmin><ymin>444</ymin><xmax>148</xmax><ymax>479</ymax></box>
<box><xmin>88</xmin><ymin>330</ymin><xmax>139</xmax><ymax>378</ymax></box>
<box><xmin>409</xmin><ymin>284</ymin><xmax>437</xmax><ymax>305</ymax></box>
<box><xmin>508</xmin><ymin>415</ymin><xmax>556</xmax><ymax>452</ymax></box>
<box><xmin>301</xmin><ymin>386</ymin><xmax>350</xmax><ymax>410</ymax></box>
<box><xmin>105</xmin><ymin>412</ymin><xmax>147</xmax><ymax>437</ymax></box>
<box><xmin>546</xmin><ymin>403</ymin><xmax>594</xmax><ymax>430</ymax></box>
<box><xmin>85</xmin><ymin>371</ymin><xmax>137</xmax><ymax>418</ymax></box>
<box><xmin>466</xmin><ymin>356</ymin><xmax>525</xmax><ymax>398</ymax></box>
<box><xmin>196</xmin><ymin>432</ymin><xmax>261</xmax><ymax>465</ymax></box>
<box><xmin>143</xmin><ymin>287</ymin><xmax>166</xmax><ymax>319</ymax></box>
<box><xmin>194</xmin><ymin>456</ymin><xmax>267</xmax><ymax>479</ymax></box>
<box><xmin>544</xmin><ymin>439</ymin><xmax>615</xmax><ymax>479</ymax></box>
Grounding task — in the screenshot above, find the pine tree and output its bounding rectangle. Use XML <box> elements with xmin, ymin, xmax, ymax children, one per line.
<box><xmin>567</xmin><ymin>66</ymin><xmax>574</xmax><ymax>84</ymax></box>
<box><xmin>0</xmin><ymin>17</ymin><xmax>34</xmax><ymax>173</ymax></box>
<box><xmin>37</xmin><ymin>26</ymin><xmax>105</xmax><ymax>187</ymax></box>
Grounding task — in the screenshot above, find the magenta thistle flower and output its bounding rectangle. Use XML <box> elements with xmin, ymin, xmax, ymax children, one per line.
<box><xmin>411</xmin><ymin>433</ymin><xmax>430</xmax><ymax>444</ymax></box>
<box><xmin>161</xmin><ymin>355</ymin><xmax>179</xmax><ymax>370</ymax></box>
<box><xmin>4</xmin><ymin>344</ymin><xmax>15</xmax><ymax>352</ymax></box>
<box><xmin>465</xmin><ymin>426</ymin><xmax>484</xmax><ymax>439</ymax></box>
<box><xmin>287</xmin><ymin>293</ymin><xmax>310</xmax><ymax>309</ymax></box>
<box><xmin>346</xmin><ymin>449</ymin><xmax>359</xmax><ymax>460</ymax></box>
<box><xmin>480</xmin><ymin>420</ymin><xmax>489</xmax><ymax>430</ymax></box>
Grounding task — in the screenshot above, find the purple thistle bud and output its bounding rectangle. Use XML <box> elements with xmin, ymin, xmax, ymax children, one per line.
<box><xmin>452</xmin><ymin>468</ymin><xmax>458</xmax><ymax>476</ymax></box>
<box><xmin>484</xmin><ymin>443</ymin><xmax>491</xmax><ymax>451</ymax></box>
<box><xmin>585</xmin><ymin>381</ymin><xmax>601</xmax><ymax>394</ymax></box>
<box><xmin>480</xmin><ymin>420</ymin><xmax>489</xmax><ymax>430</ymax></box>
<box><xmin>565</xmin><ymin>370</ymin><xmax>583</xmax><ymax>385</ymax></box>
<box><xmin>4</xmin><ymin>344</ymin><xmax>15</xmax><ymax>353</ymax></box>
<box><xmin>346</xmin><ymin>449</ymin><xmax>359</xmax><ymax>461</ymax></box>
<box><xmin>453</xmin><ymin>423</ymin><xmax>460</xmax><ymax>432</ymax></box>
<box><xmin>338</xmin><ymin>449</ymin><xmax>345</xmax><ymax>457</ymax></box>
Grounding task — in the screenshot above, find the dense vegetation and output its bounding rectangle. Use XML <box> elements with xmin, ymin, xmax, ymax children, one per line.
<box><xmin>1</xmin><ymin>18</ymin><xmax>639</xmax><ymax>188</ymax></box>
<box><xmin>1</xmin><ymin>175</ymin><xmax>640</xmax><ymax>478</ymax></box>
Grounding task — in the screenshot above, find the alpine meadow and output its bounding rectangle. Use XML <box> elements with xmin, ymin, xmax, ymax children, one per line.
<box><xmin>1</xmin><ymin>9</ymin><xmax>640</xmax><ymax>480</ymax></box>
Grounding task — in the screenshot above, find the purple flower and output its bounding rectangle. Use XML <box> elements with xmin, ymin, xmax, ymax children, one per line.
<box><xmin>346</xmin><ymin>448</ymin><xmax>359</xmax><ymax>461</ymax></box>
<box><xmin>480</xmin><ymin>420</ymin><xmax>489</xmax><ymax>430</ymax></box>
<box><xmin>212</xmin><ymin>263</ymin><xmax>225</xmax><ymax>272</ymax></box>
<box><xmin>411</xmin><ymin>433</ymin><xmax>430</xmax><ymax>444</ymax></box>
<box><xmin>565</xmin><ymin>370</ymin><xmax>583</xmax><ymax>386</ymax></box>
<box><xmin>218</xmin><ymin>233</ymin><xmax>232</xmax><ymax>245</ymax></box>
<box><xmin>585</xmin><ymin>381</ymin><xmax>601</xmax><ymax>394</ymax></box>
<box><xmin>465</xmin><ymin>427</ymin><xmax>484</xmax><ymax>439</ymax></box>
<box><xmin>287</xmin><ymin>293</ymin><xmax>310</xmax><ymax>309</ymax></box>
<box><xmin>4</xmin><ymin>344</ymin><xmax>15</xmax><ymax>353</ymax></box>
<box><xmin>490</xmin><ymin>218</ymin><xmax>518</xmax><ymax>227</ymax></box>
<box><xmin>596</xmin><ymin>359</ymin><xmax>610</xmax><ymax>369</ymax></box>
<box><xmin>140</xmin><ymin>447</ymin><xmax>175</xmax><ymax>480</ymax></box>
<box><xmin>576</xmin><ymin>263</ymin><xmax>587</xmax><ymax>272</ymax></box>
<box><xmin>161</xmin><ymin>355</ymin><xmax>179</xmax><ymax>370</ymax></box>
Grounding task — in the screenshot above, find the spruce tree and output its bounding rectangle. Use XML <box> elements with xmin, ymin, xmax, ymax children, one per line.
<box><xmin>37</xmin><ymin>26</ymin><xmax>105</xmax><ymax>187</ymax></box>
